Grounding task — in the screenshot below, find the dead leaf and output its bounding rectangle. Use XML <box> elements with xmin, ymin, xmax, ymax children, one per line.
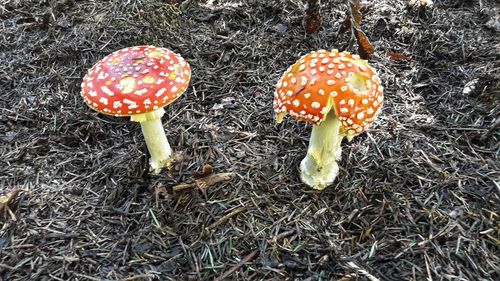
<box><xmin>350</xmin><ymin>0</ymin><xmax>363</xmax><ymax>28</ymax></box>
<box><xmin>0</xmin><ymin>189</ymin><xmax>20</xmax><ymax>212</ymax></box>
<box><xmin>338</xmin><ymin>17</ymin><xmax>352</xmax><ymax>34</ymax></box>
<box><xmin>304</xmin><ymin>10</ymin><xmax>321</xmax><ymax>34</ymax></box>
<box><xmin>355</xmin><ymin>29</ymin><xmax>374</xmax><ymax>59</ymax></box>
<box><xmin>387</xmin><ymin>50</ymin><xmax>413</xmax><ymax>62</ymax></box>
<box><xmin>340</xmin><ymin>0</ymin><xmax>374</xmax><ymax>59</ymax></box>
<box><xmin>304</xmin><ymin>0</ymin><xmax>321</xmax><ymax>34</ymax></box>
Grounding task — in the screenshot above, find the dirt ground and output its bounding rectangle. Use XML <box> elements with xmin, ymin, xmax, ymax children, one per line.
<box><xmin>1</xmin><ymin>0</ymin><xmax>499</xmax><ymax>280</ymax></box>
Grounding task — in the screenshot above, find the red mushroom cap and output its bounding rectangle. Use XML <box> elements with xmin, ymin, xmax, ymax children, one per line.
<box><xmin>81</xmin><ymin>45</ymin><xmax>191</xmax><ymax>116</ymax></box>
<box><xmin>274</xmin><ymin>49</ymin><xmax>383</xmax><ymax>136</ymax></box>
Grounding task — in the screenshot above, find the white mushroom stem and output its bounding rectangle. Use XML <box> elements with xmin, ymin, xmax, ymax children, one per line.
<box><xmin>300</xmin><ymin>112</ymin><xmax>344</xmax><ymax>190</ymax></box>
<box><xmin>130</xmin><ymin>108</ymin><xmax>173</xmax><ymax>173</ymax></box>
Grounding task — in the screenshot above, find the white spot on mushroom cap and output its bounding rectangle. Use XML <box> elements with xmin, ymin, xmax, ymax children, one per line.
<box><xmin>97</xmin><ymin>72</ymin><xmax>109</xmax><ymax>80</ymax></box>
<box><xmin>101</xmin><ymin>86</ymin><xmax>115</xmax><ymax>96</ymax></box>
<box><xmin>134</xmin><ymin>88</ymin><xmax>148</xmax><ymax>96</ymax></box>
<box><xmin>311</xmin><ymin>101</ymin><xmax>321</xmax><ymax>109</ymax></box>
<box><xmin>99</xmin><ymin>97</ymin><xmax>108</xmax><ymax>105</ymax></box>
<box><xmin>300</xmin><ymin>76</ymin><xmax>308</xmax><ymax>86</ymax></box>
<box><xmin>155</xmin><ymin>88</ymin><xmax>167</xmax><ymax>97</ymax></box>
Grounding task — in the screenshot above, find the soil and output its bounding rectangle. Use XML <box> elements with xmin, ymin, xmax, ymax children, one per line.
<box><xmin>1</xmin><ymin>0</ymin><xmax>499</xmax><ymax>280</ymax></box>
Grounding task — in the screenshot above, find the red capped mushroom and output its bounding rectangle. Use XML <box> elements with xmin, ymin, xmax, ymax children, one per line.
<box><xmin>81</xmin><ymin>45</ymin><xmax>191</xmax><ymax>173</ymax></box>
<box><xmin>274</xmin><ymin>49</ymin><xmax>383</xmax><ymax>189</ymax></box>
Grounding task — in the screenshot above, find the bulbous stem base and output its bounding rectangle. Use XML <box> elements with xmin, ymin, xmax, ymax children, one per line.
<box><xmin>300</xmin><ymin>113</ymin><xmax>344</xmax><ymax>190</ymax></box>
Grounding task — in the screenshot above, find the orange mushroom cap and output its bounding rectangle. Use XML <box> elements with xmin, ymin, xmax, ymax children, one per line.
<box><xmin>81</xmin><ymin>45</ymin><xmax>191</xmax><ymax>116</ymax></box>
<box><xmin>273</xmin><ymin>49</ymin><xmax>383</xmax><ymax>136</ymax></box>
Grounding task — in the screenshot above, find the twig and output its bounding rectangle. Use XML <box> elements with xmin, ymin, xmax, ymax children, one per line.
<box><xmin>120</xmin><ymin>274</ymin><xmax>156</xmax><ymax>281</ymax></box>
<box><xmin>214</xmin><ymin>250</ymin><xmax>259</xmax><ymax>281</ymax></box>
<box><xmin>345</xmin><ymin>261</ymin><xmax>380</xmax><ymax>281</ymax></box>
<box><xmin>0</xmin><ymin>263</ymin><xmax>15</xmax><ymax>270</ymax></box>
<box><xmin>173</xmin><ymin>172</ymin><xmax>234</xmax><ymax>192</ymax></box>
<box><xmin>206</xmin><ymin>205</ymin><xmax>248</xmax><ymax>230</ymax></box>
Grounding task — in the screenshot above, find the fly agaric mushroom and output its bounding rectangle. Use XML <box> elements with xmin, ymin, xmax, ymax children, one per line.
<box><xmin>274</xmin><ymin>49</ymin><xmax>383</xmax><ymax>190</ymax></box>
<box><xmin>81</xmin><ymin>45</ymin><xmax>191</xmax><ymax>173</ymax></box>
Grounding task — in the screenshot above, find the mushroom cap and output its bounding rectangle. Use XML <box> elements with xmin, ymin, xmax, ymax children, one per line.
<box><xmin>273</xmin><ymin>49</ymin><xmax>383</xmax><ymax>136</ymax></box>
<box><xmin>81</xmin><ymin>45</ymin><xmax>191</xmax><ymax>116</ymax></box>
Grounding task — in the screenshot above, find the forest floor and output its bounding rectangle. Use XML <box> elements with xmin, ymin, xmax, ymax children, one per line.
<box><xmin>1</xmin><ymin>0</ymin><xmax>499</xmax><ymax>280</ymax></box>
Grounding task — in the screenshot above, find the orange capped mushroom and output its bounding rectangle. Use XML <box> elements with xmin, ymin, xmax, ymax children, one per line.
<box><xmin>274</xmin><ymin>49</ymin><xmax>383</xmax><ymax>189</ymax></box>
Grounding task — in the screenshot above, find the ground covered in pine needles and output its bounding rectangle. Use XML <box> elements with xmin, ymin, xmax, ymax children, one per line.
<box><xmin>1</xmin><ymin>0</ymin><xmax>499</xmax><ymax>280</ymax></box>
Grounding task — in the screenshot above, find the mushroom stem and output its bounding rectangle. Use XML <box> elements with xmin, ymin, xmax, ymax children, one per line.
<box><xmin>300</xmin><ymin>112</ymin><xmax>344</xmax><ymax>190</ymax></box>
<box><xmin>131</xmin><ymin>108</ymin><xmax>173</xmax><ymax>173</ymax></box>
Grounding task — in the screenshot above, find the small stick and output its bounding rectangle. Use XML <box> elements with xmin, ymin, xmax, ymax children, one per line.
<box><xmin>206</xmin><ymin>205</ymin><xmax>247</xmax><ymax>230</ymax></box>
<box><xmin>345</xmin><ymin>261</ymin><xmax>380</xmax><ymax>281</ymax></box>
<box><xmin>173</xmin><ymin>172</ymin><xmax>234</xmax><ymax>192</ymax></box>
<box><xmin>0</xmin><ymin>263</ymin><xmax>15</xmax><ymax>271</ymax></box>
<box><xmin>120</xmin><ymin>274</ymin><xmax>156</xmax><ymax>281</ymax></box>
<box><xmin>214</xmin><ymin>250</ymin><xmax>259</xmax><ymax>281</ymax></box>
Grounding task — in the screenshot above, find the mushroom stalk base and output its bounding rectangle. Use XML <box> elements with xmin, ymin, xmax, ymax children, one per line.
<box><xmin>300</xmin><ymin>113</ymin><xmax>344</xmax><ymax>190</ymax></box>
<box><xmin>131</xmin><ymin>108</ymin><xmax>173</xmax><ymax>173</ymax></box>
